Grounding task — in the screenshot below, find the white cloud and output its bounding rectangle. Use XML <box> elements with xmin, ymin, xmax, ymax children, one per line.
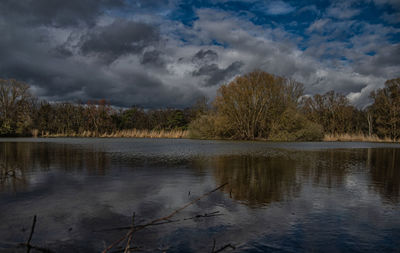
<box><xmin>297</xmin><ymin>5</ymin><xmax>320</xmax><ymax>15</ymax></box>
<box><xmin>262</xmin><ymin>1</ymin><xmax>295</xmax><ymax>15</ymax></box>
<box><xmin>307</xmin><ymin>19</ymin><xmax>331</xmax><ymax>33</ymax></box>
<box><xmin>326</xmin><ymin>4</ymin><xmax>360</xmax><ymax>19</ymax></box>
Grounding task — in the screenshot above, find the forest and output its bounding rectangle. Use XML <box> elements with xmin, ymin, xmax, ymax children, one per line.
<box><xmin>0</xmin><ymin>71</ymin><xmax>399</xmax><ymax>141</ymax></box>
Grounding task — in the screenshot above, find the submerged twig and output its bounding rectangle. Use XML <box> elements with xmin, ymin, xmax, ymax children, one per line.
<box><xmin>13</xmin><ymin>215</ymin><xmax>55</xmax><ymax>253</ymax></box>
<box><xmin>26</xmin><ymin>215</ymin><xmax>37</xmax><ymax>253</ymax></box>
<box><xmin>124</xmin><ymin>212</ymin><xmax>135</xmax><ymax>253</ymax></box>
<box><xmin>213</xmin><ymin>244</ymin><xmax>236</xmax><ymax>253</ymax></box>
<box><xmin>110</xmin><ymin>246</ymin><xmax>141</xmax><ymax>253</ymax></box>
<box><xmin>211</xmin><ymin>239</ymin><xmax>236</xmax><ymax>253</ymax></box>
<box><xmin>184</xmin><ymin>211</ymin><xmax>222</xmax><ymax>220</ymax></box>
<box><xmin>211</xmin><ymin>239</ymin><xmax>216</xmax><ymax>253</ymax></box>
<box><xmin>19</xmin><ymin>243</ymin><xmax>54</xmax><ymax>253</ymax></box>
<box><xmin>96</xmin><ymin>210</ymin><xmax>222</xmax><ymax>233</ymax></box>
<box><xmin>101</xmin><ymin>183</ymin><xmax>228</xmax><ymax>253</ymax></box>
<box><xmin>147</xmin><ymin>183</ymin><xmax>227</xmax><ymax>225</ymax></box>
<box><xmin>94</xmin><ymin>219</ymin><xmax>180</xmax><ymax>233</ymax></box>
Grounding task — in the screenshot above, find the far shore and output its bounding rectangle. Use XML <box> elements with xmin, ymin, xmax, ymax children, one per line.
<box><xmin>3</xmin><ymin>130</ymin><xmax>399</xmax><ymax>143</ymax></box>
<box><xmin>35</xmin><ymin>129</ymin><xmax>189</xmax><ymax>139</ymax></box>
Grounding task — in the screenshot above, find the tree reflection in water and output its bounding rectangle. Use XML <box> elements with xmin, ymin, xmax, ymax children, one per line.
<box><xmin>1</xmin><ymin>141</ymin><xmax>399</xmax><ymax>206</ymax></box>
<box><xmin>0</xmin><ymin>142</ymin><xmax>31</xmax><ymax>192</ymax></box>
<box><xmin>0</xmin><ymin>142</ymin><xmax>110</xmax><ymax>192</ymax></box>
<box><xmin>1</xmin><ymin>140</ymin><xmax>400</xmax><ymax>253</ymax></box>
<box><xmin>212</xmin><ymin>149</ymin><xmax>400</xmax><ymax>206</ymax></box>
<box><xmin>368</xmin><ymin>148</ymin><xmax>400</xmax><ymax>203</ymax></box>
<box><xmin>212</xmin><ymin>154</ymin><xmax>300</xmax><ymax>206</ymax></box>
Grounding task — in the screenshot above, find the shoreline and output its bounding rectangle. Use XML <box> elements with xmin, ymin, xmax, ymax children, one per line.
<box><xmin>1</xmin><ymin>133</ymin><xmax>399</xmax><ymax>143</ymax></box>
<box><xmin>34</xmin><ymin>129</ymin><xmax>189</xmax><ymax>139</ymax></box>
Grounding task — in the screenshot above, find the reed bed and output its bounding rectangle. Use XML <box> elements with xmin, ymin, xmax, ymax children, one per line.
<box><xmin>324</xmin><ymin>133</ymin><xmax>398</xmax><ymax>143</ymax></box>
<box><xmin>36</xmin><ymin>129</ymin><xmax>399</xmax><ymax>142</ymax></box>
<box><xmin>41</xmin><ymin>129</ymin><xmax>189</xmax><ymax>139</ymax></box>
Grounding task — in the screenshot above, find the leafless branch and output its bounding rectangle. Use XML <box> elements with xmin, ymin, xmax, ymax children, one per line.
<box><xmin>101</xmin><ymin>183</ymin><xmax>228</xmax><ymax>253</ymax></box>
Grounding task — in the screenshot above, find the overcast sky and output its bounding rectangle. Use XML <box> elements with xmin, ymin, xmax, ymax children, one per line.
<box><xmin>0</xmin><ymin>0</ymin><xmax>399</xmax><ymax>108</ymax></box>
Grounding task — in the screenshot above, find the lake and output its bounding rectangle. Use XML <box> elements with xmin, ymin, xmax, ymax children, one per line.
<box><xmin>0</xmin><ymin>138</ymin><xmax>400</xmax><ymax>252</ymax></box>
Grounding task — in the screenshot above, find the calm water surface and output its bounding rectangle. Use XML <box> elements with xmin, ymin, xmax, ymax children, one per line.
<box><xmin>0</xmin><ymin>138</ymin><xmax>400</xmax><ymax>252</ymax></box>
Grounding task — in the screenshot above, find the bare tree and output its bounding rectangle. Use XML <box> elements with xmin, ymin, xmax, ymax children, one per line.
<box><xmin>214</xmin><ymin>71</ymin><xmax>304</xmax><ymax>140</ymax></box>
<box><xmin>370</xmin><ymin>77</ymin><xmax>400</xmax><ymax>139</ymax></box>
<box><xmin>0</xmin><ymin>79</ymin><xmax>33</xmax><ymax>136</ymax></box>
<box><xmin>302</xmin><ymin>90</ymin><xmax>355</xmax><ymax>135</ymax></box>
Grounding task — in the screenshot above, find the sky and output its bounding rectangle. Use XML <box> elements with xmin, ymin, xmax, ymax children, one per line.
<box><xmin>0</xmin><ymin>0</ymin><xmax>399</xmax><ymax>108</ymax></box>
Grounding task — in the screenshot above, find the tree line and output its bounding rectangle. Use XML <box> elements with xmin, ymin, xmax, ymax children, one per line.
<box><xmin>0</xmin><ymin>79</ymin><xmax>206</xmax><ymax>137</ymax></box>
<box><xmin>0</xmin><ymin>72</ymin><xmax>399</xmax><ymax>141</ymax></box>
<box><xmin>189</xmin><ymin>71</ymin><xmax>400</xmax><ymax>141</ymax></box>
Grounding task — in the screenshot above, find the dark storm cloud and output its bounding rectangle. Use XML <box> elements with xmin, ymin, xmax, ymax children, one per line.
<box><xmin>0</xmin><ymin>12</ymin><xmax>203</xmax><ymax>108</ymax></box>
<box><xmin>52</xmin><ymin>45</ymin><xmax>74</xmax><ymax>58</ymax></box>
<box><xmin>0</xmin><ymin>0</ymin><xmax>124</xmax><ymax>27</ymax></box>
<box><xmin>110</xmin><ymin>71</ymin><xmax>205</xmax><ymax>108</ymax></box>
<box><xmin>140</xmin><ymin>50</ymin><xmax>165</xmax><ymax>67</ymax></box>
<box><xmin>192</xmin><ymin>61</ymin><xmax>244</xmax><ymax>86</ymax></box>
<box><xmin>192</xmin><ymin>49</ymin><xmax>219</xmax><ymax>65</ymax></box>
<box><xmin>354</xmin><ymin>44</ymin><xmax>400</xmax><ymax>76</ymax></box>
<box><xmin>0</xmin><ymin>24</ymin><xmax>61</xmax><ymax>92</ymax></box>
<box><xmin>79</xmin><ymin>20</ymin><xmax>160</xmax><ymax>62</ymax></box>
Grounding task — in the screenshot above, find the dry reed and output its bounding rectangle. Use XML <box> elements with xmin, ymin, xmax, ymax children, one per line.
<box><xmin>40</xmin><ymin>129</ymin><xmax>189</xmax><ymax>139</ymax></box>
<box><xmin>31</xmin><ymin>129</ymin><xmax>39</xmax><ymax>138</ymax></box>
<box><xmin>37</xmin><ymin>129</ymin><xmax>399</xmax><ymax>143</ymax></box>
<box><xmin>324</xmin><ymin>133</ymin><xmax>398</xmax><ymax>143</ymax></box>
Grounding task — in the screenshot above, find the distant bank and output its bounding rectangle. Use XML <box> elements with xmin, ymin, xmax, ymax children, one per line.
<box><xmin>2</xmin><ymin>72</ymin><xmax>399</xmax><ymax>142</ymax></box>
<box><xmin>36</xmin><ymin>129</ymin><xmax>189</xmax><ymax>139</ymax></box>
<box><xmin>32</xmin><ymin>130</ymin><xmax>399</xmax><ymax>143</ymax></box>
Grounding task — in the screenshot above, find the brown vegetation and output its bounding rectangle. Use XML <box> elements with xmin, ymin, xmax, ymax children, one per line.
<box><xmin>369</xmin><ymin>77</ymin><xmax>400</xmax><ymax>140</ymax></box>
<box><xmin>190</xmin><ymin>71</ymin><xmax>324</xmax><ymax>141</ymax></box>
<box><xmin>301</xmin><ymin>90</ymin><xmax>364</xmax><ymax>134</ymax></box>
<box><xmin>214</xmin><ymin>71</ymin><xmax>303</xmax><ymax>139</ymax></box>
<box><xmin>190</xmin><ymin>73</ymin><xmax>400</xmax><ymax>142</ymax></box>
<box><xmin>323</xmin><ymin>133</ymin><xmax>398</xmax><ymax>143</ymax></box>
<box><xmin>0</xmin><ymin>79</ymin><xmax>34</xmax><ymax>136</ymax></box>
<box><xmin>40</xmin><ymin>129</ymin><xmax>188</xmax><ymax>139</ymax></box>
<box><xmin>1</xmin><ymin>74</ymin><xmax>400</xmax><ymax>142</ymax></box>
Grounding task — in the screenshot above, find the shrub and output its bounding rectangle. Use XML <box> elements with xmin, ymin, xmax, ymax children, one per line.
<box><xmin>188</xmin><ymin>114</ymin><xmax>232</xmax><ymax>139</ymax></box>
<box><xmin>268</xmin><ymin>107</ymin><xmax>324</xmax><ymax>141</ymax></box>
